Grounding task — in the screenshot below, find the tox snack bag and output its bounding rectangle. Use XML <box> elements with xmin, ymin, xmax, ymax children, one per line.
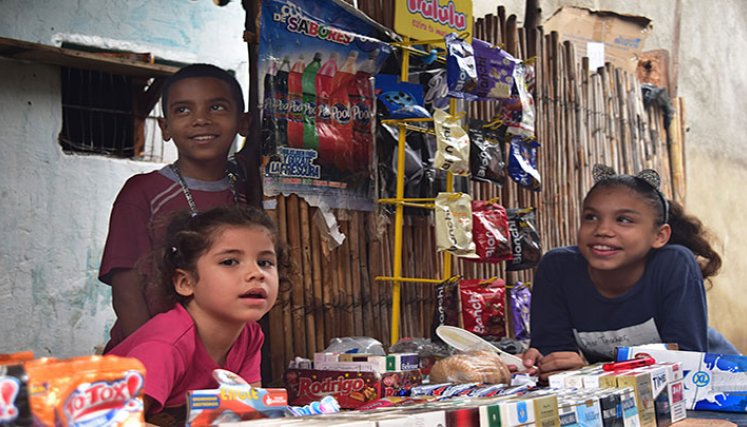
<box><xmin>435</xmin><ymin>192</ymin><xmax>477</xmax><ymax>257</ymax></box>
<box><xmin>508</xmin><ymin>135</ymin><xmax>541</xmax><ymax>191</ymax></box>
<box><xmin>468</xmin><ymin>121</ymin><xmax>506</xmax><ymax>186</ymax></box>
<box><xmin>445</xmin><ymin>33</ymin><xmax>477</xmax><ymax>97</ymax></box>
<box><xmin>459</xmin><ymin>278</ymin><xmax>506</xmax><ymax>339</ymax></box>
<box><xmin>510</xmin><ymin>282</ymin><xmax>532</xmax><ymax>341</ymax></box>
<box><xmin>376</xmin><ymin>74</ymin><xmax>430</xmax><ymax>120</ymax></box>
<box><xmin>430</xmin><ymin>275</ymin><xmax>462</xmax><ymax>343</ymax></box>
<box><xmin>433</xmin><ymin>109</ymin><xmax>470</xmax><ymax>176</ymax></box>
<box><xmin>506</xmin><ymin>207</ymin><xmax>542</xmax><ymax>271</ymax></box>
<box><xmin>471</xmin><ymin>200</ymin><xmax>512</xmax><ymax>263</ymax></box>
<box><xmin>27</xmin><ymin>355</ymin><xmax>146</xmax><ymax>427</ymax></box>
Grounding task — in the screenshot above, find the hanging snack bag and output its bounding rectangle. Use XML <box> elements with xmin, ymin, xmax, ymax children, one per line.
<box><xmin>508</xmin><ymin>135</ymin><xmax>541</xmax><ymax>191</ymax></box>
<box><xmin>471</xmin><ymin>200</ymin><xmax>513</xmax><ymax>263</ymax></box>
<box><xmin>495</xmin><ymin>63</ymin><xmax>536</xmax><ymax>139</ymax></box>
<box><xmin>510</xmin><ymin>282</ymin><xmax>532</xmax><ymax>341</ymax></box>
<box><xmin>27</xmin><ymin>355</ymin><xmax>146</xmax><ymax>427</ymax></box>
<box><xmin>430</xmin><ymin>275</ymin><xmax>462</xmax><ymax>343</ymax></box>
<box><xmin>376</xmin><ymin>74</ymin><xmax>431</xmax><ymax>119</ymax></box>
<box><xmin>506</xmin><ymin>207</ymin><xmax>542</xmax><ymax>271</ymax></box>
<box><xmin>445</xmin><ymin>33</ymin><xmax>477</xmax><ymax>98</ymax></box>
<box><xmin>472</xmin><ymin>38</ymin><xmax>520</xmax><ymax>100</ymax></box>
<box><xmin>435</xmin><ymin>193</ymin><xmax>477</xmax><ymax>257</ymax></box>
<box><xmin>469</xmin><ymin>121</ymin><xmax>506</xmax><ymax>186</ymax></box>
<box><xmin>419</xmin><ymin>67</ymin><xmax>450</xmax><ymax>111</ymax></box>
<box><xmin>433</xmin><ymin>109</ymin><xmax>470</xmax><ymax>176</ymax></box>
<box><xmin>459</xmin><ymin>278</ymin><xmax>507</xmax><ymax>339</ymax></box>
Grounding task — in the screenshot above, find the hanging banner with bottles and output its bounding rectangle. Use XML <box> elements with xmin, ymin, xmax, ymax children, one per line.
<box><xmin>259</xmin><ymin>0</ymin><xmax>394</xmax><ymax>211</ymax></box>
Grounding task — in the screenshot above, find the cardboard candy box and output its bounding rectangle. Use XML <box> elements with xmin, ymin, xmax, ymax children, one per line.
<box><xmin>284</xmin><ymin>368</ymin><xmax>422</xmax><ymax>409</ymax></box>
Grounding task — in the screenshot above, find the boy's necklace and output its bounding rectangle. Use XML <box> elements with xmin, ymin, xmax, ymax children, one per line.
<box><xmin>169</xmin><ymin>162</ymin><xmax>239</xmax><ymax>216</ymax></box>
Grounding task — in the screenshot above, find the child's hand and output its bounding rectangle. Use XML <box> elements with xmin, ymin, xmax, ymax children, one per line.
<box><xmin>535</xmin><ymin>351</ymin><xmax>586</xmax><ymax>382</ymax></box>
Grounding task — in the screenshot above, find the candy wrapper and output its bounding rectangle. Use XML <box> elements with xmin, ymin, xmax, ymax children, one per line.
<box><xmin>26</xmin><ymin>355</ymin><xmax>145</xmax><ymax>427</ymax></box>
<box><xmin>435</xmin><ymin>192</ymin><xmax>477</xmax><ymax>257</ymax></box>
<box><xmin>459</xmin><ymin>278</ymin><xmax>506</xmax><ymax>339</ymax></box>
<box><xmin>469</xmin><ymin>121</ymin><xmax>506</xmax><ymax>186</ymax></box>
<box><xmin>506</xmin><ymin>207</ymin><xmax>542</xmax><ymax>271</ymax></box>
<box><xmin>286</xmin><ymin>395</ymin><xmax>339</xmax><ymax>416</ymax></box>
<box><xmin>510</xmin><ymin>282</ymin><xmax>532</xmax><ymax>341</ymax></box>
<box><xmin>508</xmin><ymin>135</ymin><xmax>541</xmax><ymax>191</ymax></box>
<box><xmin>471</xmin><ymin>200</ymin><xmax>512</xmax><ymax>263</ymax></box>
<box><xmin>186</xmin><ymin>369</ymin><xmax>287</xmax><ymax>426</ymax></box>
<box><xmin>433</xmin><ymin>109</ymin><xmax>470</xmax><ymax>176</ymax></box>
<box><xmin>418</xmin><ymin>67</ymin><xmax>450</xmax><ymax>111</ymax></box>
<box><xmin>445</xmin><ymin>33</ymin><xmax>477</xmax><ymax>97</ymax></box>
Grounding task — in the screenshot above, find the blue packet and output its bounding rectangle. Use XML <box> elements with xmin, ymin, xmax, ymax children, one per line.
<box><xmin>375</xmin><ymin>74</ymin><xmax>431</xmax><ymax>119</ymax></box>
<box><xmin>507</xmin><ymin>135</ymin><xmax>541</xmax><ymax>191</ymax></box>
<box><xmin>445</xmin><ymin>33</ymin><xmax>477</xmax><ymax>99</ymax></box>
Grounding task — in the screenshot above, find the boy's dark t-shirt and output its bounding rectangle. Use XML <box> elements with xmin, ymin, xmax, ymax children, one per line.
<box><xmin>99</xmin><ymin>166</ymin><xmax>244</xmax><ymax>348</ymax></box>
<box><xmin>529</xmin><ymin>244</ymin><xmax>708</xmax><ymax>363</ymax></box>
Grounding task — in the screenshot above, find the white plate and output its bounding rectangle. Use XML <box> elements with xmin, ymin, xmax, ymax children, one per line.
<box><xmin>436</xmin><ymin>325</ymin><xmax>529</xmax><ymax>372</ymax></box>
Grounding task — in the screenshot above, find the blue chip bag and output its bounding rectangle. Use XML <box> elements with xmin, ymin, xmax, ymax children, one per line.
<box><xmin>507</xmin><ymin>135</ymin><xmax>541</xmax><ymax>191</ymax></box>
<box><xmin>445</xmin><ymin>33</ymin><xmax>477</xmax><ymax>99</ymax></box>
<box><xmin>376</xmin><ymin>74</ymin><xmax>431</xmax><ymax>119</ymax></box>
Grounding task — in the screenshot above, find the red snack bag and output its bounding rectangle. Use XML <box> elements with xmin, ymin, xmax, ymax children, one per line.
<box><xmin>471</xmin><ymin>200</ymin><xmax>513</xmax><ymax>263</ymax></box>
<box><xmin>459</xmin><ymin>278</ymin><xmax>506</xmax><ymax>339</ymax></box>
<box><xmin>27</xmin><ymin>355</ymin><xmax>145</xmax><ymax>426</ymax></box>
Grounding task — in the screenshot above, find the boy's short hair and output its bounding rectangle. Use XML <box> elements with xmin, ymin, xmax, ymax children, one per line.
<box><xmin>161</xmin><ymin>63</ymin><xmax>245</xmax><ymax>116</ymax></box>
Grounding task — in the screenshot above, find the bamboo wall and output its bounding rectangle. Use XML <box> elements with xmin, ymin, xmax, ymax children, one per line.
<box><xmin>261</xmin><ymin>3</ymin><xmax>684</xmax><ymax>385</ymax></box>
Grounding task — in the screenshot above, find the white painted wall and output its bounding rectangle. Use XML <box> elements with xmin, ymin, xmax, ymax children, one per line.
<box><xmin>0</xmin><ymin>0</ymin><xmax>249</xmax><ymax>357</ymax></box>
<box><xmin>475</xmin><ymin>0</ymin><xmax>747</xmax><ymax>352</ymax></box>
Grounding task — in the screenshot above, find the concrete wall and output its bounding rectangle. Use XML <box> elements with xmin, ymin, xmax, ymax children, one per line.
<box><xmin>475</xmin><ymin>0</ymin><xmax>747</xmax><ymax>352</ymax></box>
<box><xmin>0</xmin><ymin>1</ymin><xmax>248</xmax><ymax>357</ymax></box>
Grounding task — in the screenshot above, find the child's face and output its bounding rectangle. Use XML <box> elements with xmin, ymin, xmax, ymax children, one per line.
<box><xmin>176</xmin><ymin>224</ymin><xmax>279</xmax><ymax>327</ymax></box>
<box><xmin>577</xmin><ymin>186</ymin><xmax>670</xmax><ymax>275</ymax></box>
<box><xmin>158</xmin><ymin>77</ymin><xmax>249</xmax><ymax>166</ymax></box>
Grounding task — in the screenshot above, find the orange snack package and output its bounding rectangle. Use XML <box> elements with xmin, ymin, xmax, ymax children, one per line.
<box><xmin>26</xmin><ymin>355</ymin><xmax>145</xmax><ymax>426</ymax></box>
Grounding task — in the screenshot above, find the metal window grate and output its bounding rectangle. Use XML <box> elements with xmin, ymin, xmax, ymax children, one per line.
<box><xmin>59</xmin><ymin>67</ymin><xmax>135</xmax><ymax>157</ymax></box>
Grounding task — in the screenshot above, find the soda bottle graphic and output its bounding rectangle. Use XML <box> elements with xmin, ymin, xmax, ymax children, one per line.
<box><xmin>329</xmin><ymin>50</ymin><xmax>358</xmax><ymax>171</ymax></box>
<box><xmin>302</xmin><ymin>52</ymin><xmax>322</xmax><ymax>151</ymax></box>
<box><xmin>260</xmin><ymin>59</ymin><xmax>278</xmax><ymax>155</ymax></box>
<box><xmin>273</xmin><ymin>56</ymin><xmax>290</xmax><ymax>149</ymax></box>
<box><xmin>314</xmin><ymin>52</ymin><xmax>338</xmax><ymax>165</ymax></box>
<box><xmin>287</xmin><ymin>55</ymin><xmax>306</xmax><ymax>149</ymax></box>
<box><xmin>348</xmin><ymin>49</ymin><xmax>378</xmax><ymax>171</ymax></box>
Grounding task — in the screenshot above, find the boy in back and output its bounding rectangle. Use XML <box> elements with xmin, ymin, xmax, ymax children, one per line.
<box><xmin>99</xmin><ymin>63</ymin><xmax>255</xmax><ymax>351</ymax></box>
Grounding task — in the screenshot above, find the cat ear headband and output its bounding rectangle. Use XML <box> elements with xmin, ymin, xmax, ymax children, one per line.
<box><xmin>592</xmin><ymin>164</ymin><xmax>669</xmax><ymax>224</ymax></box>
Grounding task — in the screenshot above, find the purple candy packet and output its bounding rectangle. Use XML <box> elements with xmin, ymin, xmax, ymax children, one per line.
<box><xmin>510</xmin><ymin>282</ymin><xmax>531</xmax><ymax>341</ymax></box>
<box><xmin>472</xmin><ymin>38</ymin><xmax>519</xmax><ymax>100</ymax></box>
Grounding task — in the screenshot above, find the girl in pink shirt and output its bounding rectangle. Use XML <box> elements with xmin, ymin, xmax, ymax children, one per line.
<box><xmin>107</xmin><ymin>205</ymin><xmax>288</xmax><ymax>423</ymax></box>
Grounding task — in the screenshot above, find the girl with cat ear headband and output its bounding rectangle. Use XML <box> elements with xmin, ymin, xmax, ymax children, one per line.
<box><xmin>519</xmin><ymin>164</ymin><xmax>728</xmax><ymax>381</ymax></box>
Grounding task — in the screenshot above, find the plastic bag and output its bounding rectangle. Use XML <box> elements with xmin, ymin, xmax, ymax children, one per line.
<box><xmin>429</xmin><ymin>350</ymin><xmax>511</xmax><ymax>385</ymax></box>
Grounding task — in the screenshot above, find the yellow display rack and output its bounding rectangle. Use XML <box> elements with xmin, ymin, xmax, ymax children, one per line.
<box><xmin>375</xmin><ymin>37</ymin><xmax>460</xmax><ymax>346</ymax></box>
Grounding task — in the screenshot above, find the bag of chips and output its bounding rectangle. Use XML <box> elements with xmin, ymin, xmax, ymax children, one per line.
<box><xmin>471</xmin><ymin>200</ymin><xmax>512</xmax><ymax>263</ymax></box>
<box><xmin>27</xmin><ymin>355</ymin><xmax>146</xmax><ymax>427</ymax></box>
<box><xmin>430</xmin><ymin>276</ymin><xmax>461</xmax><ymax>344</ymax></box>
<box><xmin>433</xmin><ymin>109</ymin><xmax>470</xmax><ymax>176</ymax></box>
<box><xmin>445</xmin><ymin>33</ymin><xmax>477</xmax><ymax>98</ymax></box>
<box><xmin>507</xmin><ymin>135</ymin><xmax>541</xmax><ymax>191</ymax></box>
<box><xmin>506</xmin><ymin>208</ymin><xmax>542</xmax><ymax>271</ymax></box>
<box><xmin>435</xmin><ymin>193</ymin><xmax>477</xmax><ymax>257</ymax></box>
<box><xmin>459</xmin><ymin>278</ymin><xmax>506</xmax><ymax>339</ymax></box>
<box><xmin>510</xmin><ymin>282</ymin><xmax>532</xmax><ymax>341</ymax></box>
<box><xmin>468</xmin><ymin>121</ymin><xmax>506</xmax><ymax>186</ymax></box>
